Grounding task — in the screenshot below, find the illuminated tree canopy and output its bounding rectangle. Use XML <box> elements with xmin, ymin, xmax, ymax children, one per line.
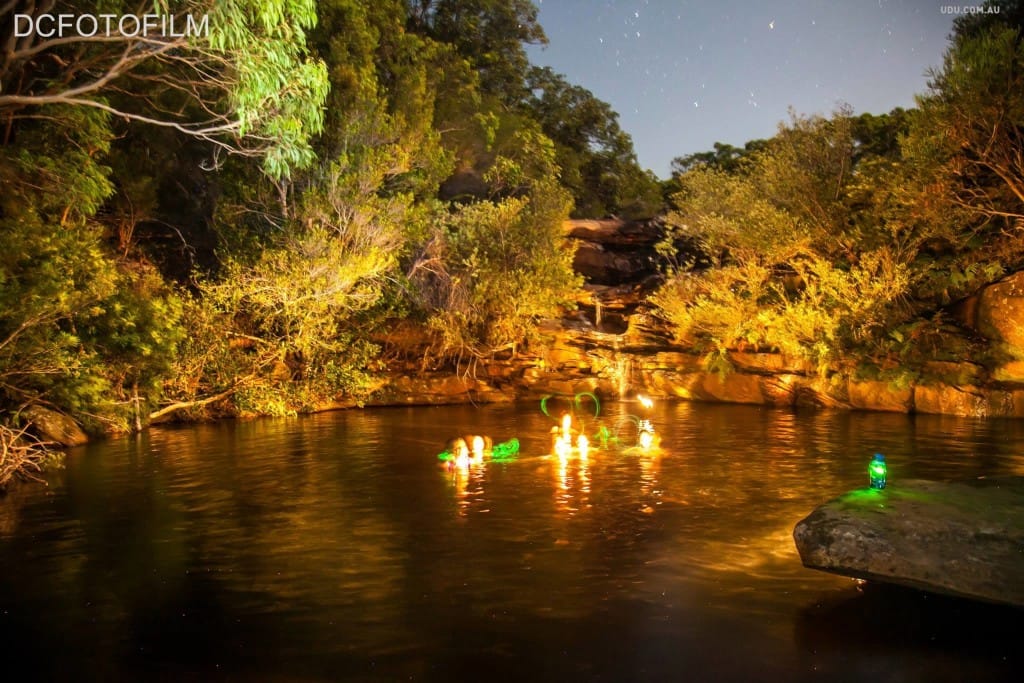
<box><xmin>1</xmin><ymin>0</ymin><xmax>329</xmax><ymax>178</ymax></box>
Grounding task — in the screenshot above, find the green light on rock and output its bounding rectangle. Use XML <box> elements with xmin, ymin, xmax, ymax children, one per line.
<box><xmin>869</xmin><ymin>453</ymin><xmax>887</xmax><ymax>490</ymax></box>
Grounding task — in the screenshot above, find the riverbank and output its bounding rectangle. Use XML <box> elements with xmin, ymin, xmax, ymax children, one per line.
<box><xmin>352</xmin><ymin>217</ymin><xmax>1024</xmax><ymax>419</ymax></box>
<box><xmin>22</xmin><ymin>218</ymin><xmax>1024</xmax><ymax>454</ymax></box>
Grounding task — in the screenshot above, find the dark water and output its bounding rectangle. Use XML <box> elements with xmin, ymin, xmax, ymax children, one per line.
<box><xmin>1</xmin><ymin>401</ymin><xmax>1023</xmax><ymax>682</ymax></box>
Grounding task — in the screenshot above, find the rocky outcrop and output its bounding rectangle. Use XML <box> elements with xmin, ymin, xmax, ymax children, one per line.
<box><xmin>366</xmin><ymin>220</ymin><xmax>1024</xmax><ymax>418</ymax></box>
<box><xmin>371</xmin><ymin>316</ymin><xmax>1024</xmax><ymax>417</ymax></box>
<box><xmin>565</xmin><ymin>218</ymin><xmax>664</xmax><ymax>286</ymax></box>
<box><xmin>365</xmin><ymin>373</ymin><xmax>514</xmax><ymax>406</ymax></box>
<box><xmin>792</xmin><ymin>478</ymin><xmax>1024</xmax><ymax>607</ymax></box>
<box><xmin>975</xmin><ymin>272</ymin><xmax>1024</xmax><ymax>358</ymax></box>
<box><xmin>564</xmin><ymin>217</ymin><xmax>706</xmax><ymax>288</ymax></box>
<box><xmin>22</xmin><ymin>405</ymin><xmax>88</xmax><ymax>447</ymax></box>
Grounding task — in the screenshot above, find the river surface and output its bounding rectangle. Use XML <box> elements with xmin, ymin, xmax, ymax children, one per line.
<box><xmin>1</xmin><ymin>401</ymin><xmax>1023</xmax><ymax>682</ymax></box>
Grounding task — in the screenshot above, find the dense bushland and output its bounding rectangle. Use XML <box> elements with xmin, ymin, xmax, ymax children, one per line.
<box><xmin>1</xmin><ymin>0</ymin><xmax>1022</xmax><ymax>488</ymax></box>
<box><xmin>652</xmin><ymin>1</ymin><xmax>1024</xmax><ymax>380</ymax></box>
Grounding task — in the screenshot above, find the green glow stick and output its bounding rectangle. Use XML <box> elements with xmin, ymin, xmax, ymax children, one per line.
<box><xmin>490</xmin><ymin>438</ymin><xmax>520</xmax><ymax>461</ymax></box>
<box><xmin>574</xmin><ymin>391</ymin><xmax>602</xmax><ymax>417</ymax></box>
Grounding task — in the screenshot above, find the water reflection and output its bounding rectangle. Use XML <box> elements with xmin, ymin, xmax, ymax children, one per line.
<box><xmin>552</xmin><ymin>448</ymin><xmax>591</xmax><ymax>515</ymax></box>
<box><xmin>1</xmin><ymin>403</ymin><xmax>1022</xmax><ymax>681</ymax></box>
<box><xmin>636</xmin><ymin>448</ymin><xmax>660</xmax><ymax>500</ymax></box>
<box><xmin>445</xmin><ymin>455</ymin><xmax>486</xmax><ymax>516</ymax></box>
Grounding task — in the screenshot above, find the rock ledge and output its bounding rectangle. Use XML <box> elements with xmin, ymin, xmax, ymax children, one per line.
<box><xmin>793</xmin><ymin>477</ymin><xmax>1024</xmax><ymax>607</ymax></box>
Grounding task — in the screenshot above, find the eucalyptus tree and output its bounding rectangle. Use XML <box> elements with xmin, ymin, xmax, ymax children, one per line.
<box><xmin>1</xmin><ymin>0</ymin><xmax>328</xmax><ymax>177</ymax></box>
<box><xmin>0</xmin><ymin>1</ymin><xmax>329</xmax><ymax>434</ymax></box>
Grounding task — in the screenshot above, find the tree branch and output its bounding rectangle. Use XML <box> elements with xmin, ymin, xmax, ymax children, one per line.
<box><xmin>148</xmin><ymin>385</ymin><xmax>239</xmax><ymax>422</ymax></box>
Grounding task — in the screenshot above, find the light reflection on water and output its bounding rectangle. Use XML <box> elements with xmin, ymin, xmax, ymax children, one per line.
<box><xmin>0</xmin><ymin>402</ymin><xmax>1022</xmax><ymax>681</ymax></box>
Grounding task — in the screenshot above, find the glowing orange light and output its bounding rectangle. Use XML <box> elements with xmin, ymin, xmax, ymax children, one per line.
<box><xmin>637</xmin><ymin>394</ymin><xmax>653</xmax><ymax>409</ymax></box>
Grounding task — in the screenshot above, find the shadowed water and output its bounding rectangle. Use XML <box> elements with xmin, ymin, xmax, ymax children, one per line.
<box><xmin>1</xmin><ymin>402</ymin><xmax>1022</xmax><ymax>681</ymax></box>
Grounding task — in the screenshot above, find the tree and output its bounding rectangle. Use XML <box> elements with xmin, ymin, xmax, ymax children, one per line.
<box><xmin>406</xmin><ymin>0</ymin><xmax>546</xmax><ymax>101</ymax></box>
<box><xmin>664</xmin><ymin>139</ymin><xmax>768</xmax><ymax>208</ymax></box>
<box><xmin>850</xmin><ymin>108</ymin><xmax>912</xmax><ymax>162</ymax></box>
<box><xmin>670</xmin><ymin>140</ymin><xmax>768</xmax><ymax>176</ymax></box>
<box><xmin>180</xmin><ymin>154</ymin><xmax>411</xmax><ymax>416</ymax></box>
<box><xmin>0</xmin><ymin>0</ymin><xmax>328</xmax><ymax>432</ymax></box>
<box><xmin>308</xmin><ymin>0</ymin><xmax>459</xmax><ymax>197</ymax></box>
<box><xmin>909</xmin><ymin>24</ymin><xmax>1024</xmax><ymax>227</ymax></box>
<box><xmin>949</xmin><ymin>0</ymin><xmax>1024</xmax><ymax>41</ymax></box>
<box><xmin>413</xmin><ymin>124</ymin><xmax>581</xmax><ymax>365</ymax></box>
<box><xmin>0</xmin><ymin>119</ymin><xmax>185</xmax><ymax>430</ymax></box>
<box><xmin>1</xmin><ymin>0</ymin><xmax>328</xmax><ymax>179</ymax></box>
<box><xmin>652</xmin><ymin>109</ymin><xmax>917</xmax><ymax>371</ymax></box>
<box><xmin>525</xmin><ymin>66</ymin><xmax>661</xmax><ymax>218</ymax></box>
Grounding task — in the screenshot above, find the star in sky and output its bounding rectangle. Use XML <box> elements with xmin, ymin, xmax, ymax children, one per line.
<box><xmin>528</xmin><ymin>0</ymin><xmax>957</xmax><ymax>177</ymax></box>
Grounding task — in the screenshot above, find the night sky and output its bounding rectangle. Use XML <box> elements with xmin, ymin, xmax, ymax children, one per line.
<box><xmin>526</xmin><ymin>0</ymin><xmax>959</xmax><ymax>177</ymax></box>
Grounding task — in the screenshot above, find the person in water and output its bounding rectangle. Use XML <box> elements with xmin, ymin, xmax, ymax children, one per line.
<box><xmin>444</xmin><ymin>435</ymin><xmax>493</xmax><ymax>467</ymax></box>
<box><xmin>445</xmin><ymin>437</ymin><xmax>470</xmax><ymax>468</ymax></box>
<box><xmin>552</xmin><ymin>413</ymin><xmax>579</xmax><ymax>456</ymax></box>
<box><xmin>464</xmin><ymin>434</ymin><xmax>492</xmax><ymax>458</ymax></box>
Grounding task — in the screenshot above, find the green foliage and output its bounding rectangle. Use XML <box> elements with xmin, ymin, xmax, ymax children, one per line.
<box><xmin>2</xmin><ymin>106</ymin><xmax>115</xmax><ymax>222</ymax></box>
<box><xmin>951</xmin><ymin>0</ymin><xmax>1024</xmax><ymax>41</ymax></box>
<box><xmin>0</xmin><ymin>106</ymin><xmax>186</xmax><ymax>430</ymax></box>
<box><xmin>422</xmin><ymin>192</ymin><xmax>579</xmax><ymax>360</ymax></box>
<box><xmin>524</xmin><ymin>67</ymin><xmax>662</xmax><ymax>218</ymax></box>
<box><xmin>850</xmin><ymin>108</ymin><xmax>912</xmax><ymax>161</ymax></box>
<box><xmin>2</xmin><ymin>1</ymin><xmax>329</xmax><ymax>181</ymax></box>
<box><xmin>665</xmin><ymin>165</ymin><xmax>811</xmax><ymax>266</ymax></box>
<box><xmin>409</xmin><ymin>129</ymin><xmax>580</xmax><ymax>362</ymax></box>
<box><xmin>908</xmin><ymin>24</ymin><xmax>1024</xmax><ymax>235</ymax></box>
<box><xmin>652</xmin><ymin>249</ymin><xmax>912</xmax><ymax>372</ymax></box>
<box><xmin>192</xmin><ymin>0</ymin><xmax>331</xmax><ymax>178</ymax></box>
<box><xmin>0</xmin><ymin>214</ymin><xmax>115</xmax><ymax>410</ymax></box>
<box><xmin>653</xmin><ymin>108</ymin><xmax>923</xmax><ymax>373</ymax></box>
<box><xmin>891</xmin><ymin>10</ymin><xmax>1024</xmax><ymax>310</ymax></box>
<box><xmin>0</xmin><ymin>0</ymin><xmax>645</xmax><ymax>429</ymax></box>
<box><xmin>184</xmin><ymin>0</ymin><xmax>585</xmax><ymax>408</ymax></box>
<box><xmin>400</xmin><ymin>2</ymin><xmax>657</xmax><ymax>218</ymax></box>
<box><xmin>754</xmin><ymin>108</ymin><xmax>858</xmax><ymax>257</ymax></box>
<box><xmin>189</xmin><ymin>153</ymin><xmax>414</xmax><ymax>413</ymax></box>
<box><xmin>79</xmin><ymin>267</ymin><xmax>186</xmax><ymax>395</ymax></box>
<box><xmin>0</xmin><ymin>0</ymin><xmax>333</xmax><ymax>431</ymax></box>
<box><xmin>655</xmin><ymin>18</ymin><xmax>1024</xmax><ymax>377</ymax></box>
<box><xmin>0</xmin><ymin>214</ymin><xmax>185</xmax><ymax>430</ymax></box>
<box><xmin>670</xmin><ymin>140</ymin><xmax>769</xmax><ymax>176</ymax></box>
<box><xmin>311</xmin><ymin>0</ymin><xmax>455</xmax><ymax>190</ymax></box>
<box><xmin>409</xmin><ymin>0</ymin><xmax>548</xmax><ymax>100</ymax></box>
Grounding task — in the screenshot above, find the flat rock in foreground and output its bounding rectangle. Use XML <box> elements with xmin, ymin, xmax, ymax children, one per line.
<box><xmin>793</xmin><ymin>477</ymin><xmax>1024</xmax><ymax>607</ymax></box>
